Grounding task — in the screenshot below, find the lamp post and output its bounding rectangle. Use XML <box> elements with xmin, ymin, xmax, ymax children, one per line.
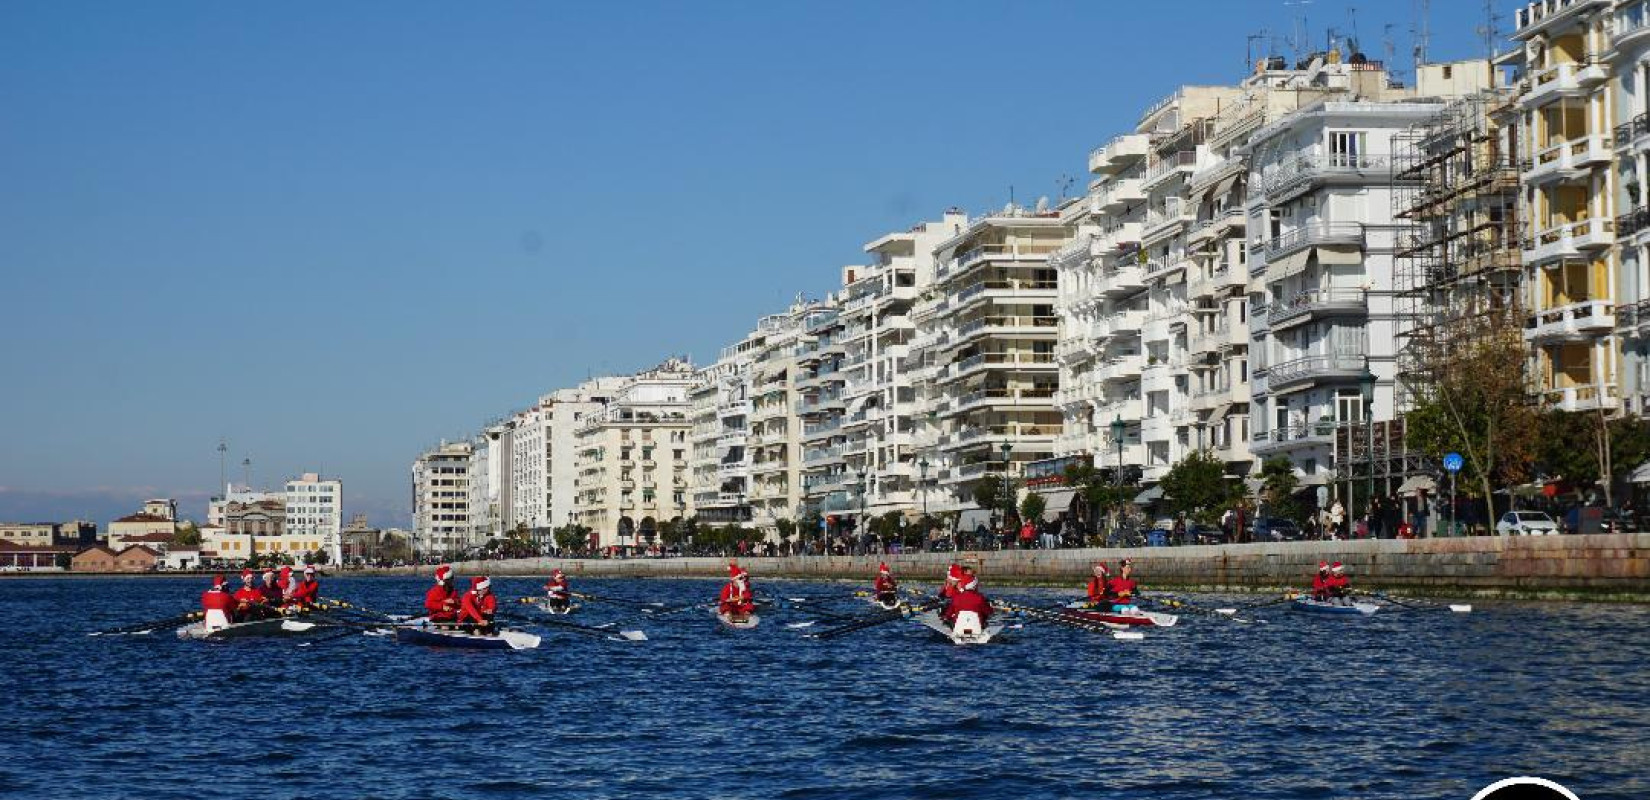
<box><xmin>1359</xmin><ymin>370</ymin><xmax>1376</xmax><ymax>525</ymax></box>
<box><xmin>1110</xmin><ymin>415</ymin><xmax>1126</xmax><ymax>487</ymax></box>
<box><xmin>918</xmin><ymin>457</ymin><xmax>930</xmax><ymax>518</ymax></box>
<box><xmin>1000</xmin><ymin>441</ymin><xmax>1014</xmax><ymax>531</ymax></box>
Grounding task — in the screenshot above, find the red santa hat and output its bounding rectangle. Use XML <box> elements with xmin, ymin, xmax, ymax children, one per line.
<box><xmin>1331</xmin><ymin>562</ymin><xmax>1345</xmax><ymax>574</ymax></box>
<box><xmin>211</xmin><ymin>575</ymin><xmax>226</xmax><ymax>589</ymax></box>
<box><xmin>262</xmin><ymin>568</ymin><xmax>276</xmax><ymax>577</ymax></box>
<box><xmin>473</xmin><ymin>576</ymin><xmax>491</xmax><ymax>591</ymax></box>
<box><xmin>280</xmin><ymin>565</ymin><xmax>292</xmax><ymax>575</ymax></box>
<box><xmin>946</xmin><ymin>563</ymin><xmax>963</xmax><ymax>583</ymax></box>
<box><xmin>878</xmin><ymin>562</ymin><xmax>890</xmax><ymax>575</ymax></box>
<box><xmin>240</xmin><ymin>569</ymin><xmax>254</xmax><ymax>580</ymax></box>
<box><xmin>959</xmin><ymin>573</ymin><xmax>979</xmax><ymax>592</ymax></box>
<box><xmin>1092</xmin><ymin>562</ymin><xmax>1110</xmax><ymax>576</ymax></box>
<box><xmin>1318</xmin><ymin>561</ymin><xmax>1330</xmax><ymax>572</ymax></box>
<box><xmin>552</xmin><ymin>569</ymin><xmax>565</xmax><ymax>579</ymax></box>
<box><xmin>434</xmin><ymin>565</ymin><xmax>452</xmax><ymax>582</ymax></box>
<box><xmin>303</xmin><ymin>564</ymin><xmax>316</xmax><ymax>575</ymax></box>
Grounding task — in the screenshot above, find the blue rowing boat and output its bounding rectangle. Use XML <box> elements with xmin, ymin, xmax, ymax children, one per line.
<box><xmin>1291</xmin><ymin>597</ymin><xmax>1380</xmax><ymax>616</ymax></box>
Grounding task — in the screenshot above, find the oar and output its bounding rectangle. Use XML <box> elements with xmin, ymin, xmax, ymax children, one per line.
<box><xmin>568</xmin><ymin>591</ymin><xmax>668</xmax><ymax>611</ymax></box>
<box><xmin>805</xmin><ymin>600</ymin><xmax>942</xmax><ymax>640</ymax></box>
<box><xmin>1234</xmin><ymin>592</ymin><xmax>1298</xmax><ymax>611</ymax></box>
<box><xmin>89</xmin><ymin>611</ymin><xmax>203</xmax><ymax>636</ymax></box>
<box><xmin>1356</xmin><ymin>590</ymin><xmax>1472</xmax><ymax>613</ymax></box>
<box><xmin>296</xmin><ymin>627</ymin><xmax>368</xmax><ymax>648</ymax></box>
<box><xmin>1140</xmin><ymin>594</ymin><xmax>1260</xmax><ymax>624</ymax></box>
<box><xmin>502</xmin><ymin>611</ymin><xmax>647</xmax><ymax>642</ymax></box>
<box><xmin>998</xmin><ymin>601</ymin><xmax>1145</xmax><ymax>640</ymax></box>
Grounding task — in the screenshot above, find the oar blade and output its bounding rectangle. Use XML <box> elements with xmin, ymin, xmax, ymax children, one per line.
<box><xmin>618</xmin><ymin>630</ymin><xmax>648</xmax><ymax>642</ymax></box>
<box><xmin>1450</xmin><ymin>604</ymin><xmax>1473</xmax><ymax>613</ymax></box>
<box><xmin>1112</xmin><ymin>630</ymin><xmax>1146</xmax><ymax>641</ymax></box>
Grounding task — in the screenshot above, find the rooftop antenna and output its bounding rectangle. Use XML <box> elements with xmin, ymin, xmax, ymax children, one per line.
<box><xmin>1056</xmin><ymin>174</ymin><xmax>1074</xmax><ymax>202</ymax></box>
<box><xmin>217</xmin><ymin>439</ymin><xmax>228</xmax><ymax>497</ymax></box>
<box><xmin>1411</xmin><ymin>0</ymin><xmax>1431</xmax><ymax>70</ymax></box>
<box><xmin>1284</xmin><ymin>0</ymin><xmax>1314</xmax><ymax>64</ymax></box>
<box><xmin>1247</xmin><ymin>29</ymin><xmax>1272</xmax><ymax>72</ymax></box>
<box><xmin>242</xmin><ymin>456</ymin><xmax>252</xmax><ymax>491</ymax></box>
<box><xmin>1347</xmin><ymin>5</ymin><xmax>1360</xmax><ymax>48</ymax></box>
<box><xmin>1475</xmin><ymin>0</ymin><xmax>1500</xmax><ymax>60</ymax></box>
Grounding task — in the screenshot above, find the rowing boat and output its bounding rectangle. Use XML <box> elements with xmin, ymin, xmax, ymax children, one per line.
<box><xmin>1291</xmin><ymin>597</ymin><xmax>1380</xmax><ymax>616</ymax></box>
<box><xmin>865</xmin><ymin>594</ymin><xmax>903</xmax><ymax>612</ymax></box>
<box><xmin>393</xmin><ymin>619</ymin><xmax>541</xmax><ymax>650</ymax></box>
<box><xmin>914</xmin><ymin>610</ymin><xmax>1004</xmax><ymax>646</ymax></box>
<box><xmin>176</xmin><ymin>617</ymin><xmax>322</xmax><ymax>640</ymax></box>
<box><xmin>1060</xmin><ymin>602</ymin><xmax>1178</xmax><ymax>628</ymax></box>
<box><xmin>716</xmin><ymin>610</ymin><xmax>760</xmax><ymax>630</ymax></box>
<box><xmin>529</xmin><ymin>599</ymin><xmax>580</xmax><ymax>616</ymax></box>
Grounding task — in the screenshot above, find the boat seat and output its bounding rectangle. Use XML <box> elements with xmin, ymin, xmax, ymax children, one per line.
<box><xmin>953</xmin><ymin>610</ymin><xmax>983</xmax><ymax>637</ymax></box>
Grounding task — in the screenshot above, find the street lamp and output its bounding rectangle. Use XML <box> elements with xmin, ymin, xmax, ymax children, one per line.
<box><xmin>1360</xmin><ymin>370</ymin><xmax>1376</xmax><ymax>523</ymax></box>
<box><xmin>1110</xmin><ymin>415</ymin><xmax>1126</xmax><ymax>487</ymax></box>
<box><xmin>1000</xmin><ymin>441</ymin><xmax>1014</xmax><ymax>529</ymax></box>
<box><xmin>918</xmin><ymin>457</ymin><xmax>930</xmax><ymax>518</ymax></box>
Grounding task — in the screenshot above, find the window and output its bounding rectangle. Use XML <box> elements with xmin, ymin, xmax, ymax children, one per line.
<box><xmin>1328</xmin><ymin>131</ymin><xmax>1366</xmax><ymax>166</ymax></box>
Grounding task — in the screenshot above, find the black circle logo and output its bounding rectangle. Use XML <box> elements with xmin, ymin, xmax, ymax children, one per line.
<box><xmin>1471</xmin><ymin>777</ymin><xmax>1579</xmax><ymax>800</ymax></box>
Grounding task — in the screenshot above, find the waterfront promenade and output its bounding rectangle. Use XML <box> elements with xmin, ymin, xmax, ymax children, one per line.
<box><xmin>422</xmin><ymin>532</ymin><xmax>1650</xmax><ymax>600</ymax></box>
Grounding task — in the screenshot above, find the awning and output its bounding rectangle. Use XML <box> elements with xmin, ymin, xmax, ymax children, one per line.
<box><xmin>1265</xmin><ymin>248</ymin><xmax>1313</xmax><ymax>282</ymax></box>
<box><xmin>1315</xmin><ymin>244</ymin><xmax>1362</xmax><ymax>266</ymax></box>
<box><xmin>1631</xmin><ymin>461</ymin><xmax>1650</xmax><ymax>484</ymax></box>
<box><xmin>1207</xmin><ymin>402</ymin><xmax>1234</xmax><ymax>422</ymax></box>
<box><xmin>956</xmin><ymin>509</ymin><xmax>994</xmax><ymax>532</ymax></box>
<box><xmin>1038</xmin><ymin>488</ymin><xmax>1077</xmax><ymax>520</ymax></box>
<box><xmin>1397</xmin><ymin>474</ymin><xmax>1436</xmax><ymax>493</ymax></box>
<box><xmin>1213</xmin><ymin>173</ymin><xmax>1240</xmax><ymax>201</ymax></box>
<box><xmin>1134</xmin><ymin>485</ymin><xmax>1164</xmax><ymax>504</ymax></box>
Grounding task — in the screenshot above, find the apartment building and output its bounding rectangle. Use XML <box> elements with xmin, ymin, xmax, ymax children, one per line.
<box><xmin>1510</xmin><ymin>0</ymin><xmax>1620</xmax><ymax>412</ymax></box>
<box><xmin>744</xmin><ymin>301</ymin><xmax>830</xmax><ymax>534</ymax></box>
<box><xmin>572</xmin><ymin>359</ymin><xmax>696</xmax><ymax>548</ymax></box>
<box><xmin>1611</xmin><ymin>0</ymin><xmax>1650</xmax><ymax>413</ymax></box>
<box><xmin>412</xmin><ymin>440</ymin><xmax>474</xmax><ymax>555</ymax></box>
<box><xmin>798</xmin><ymin>305</ymin><xmax>854</xmax><ymax>522</ymax></box>
<box><xmin>283</xmin><ymin>471</ymin><xmax>342</xmax><ymax>564</ymax></box>
<box><xmin>914</xmin><ymin>209</ymin><xmax>1067</xmax><ymax>516</ymax></box>
<box><xmin>499</xmin><ymin>380</ymin><xmax>628</xmax><ymax>538</ymax></box>
<box><xmin>690</xmin><ymin>341</ymin><xmax>757</xmax><ymax>526</ymax></box>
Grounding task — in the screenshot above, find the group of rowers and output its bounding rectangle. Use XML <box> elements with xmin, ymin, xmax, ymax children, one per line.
<box><xmin>1310</xmin><ymin>561</ymin><xmax>1355</xmax><ymax>603</ymax></box>
<box><xmin>422</xmin><ymin>565</ymin><xmax>503</xmax><ymax>631</ymax></box>
<box><xmin>199</xmin><ymin>564</ymin><xmax>322</xmax><ymax>630</ymax></box>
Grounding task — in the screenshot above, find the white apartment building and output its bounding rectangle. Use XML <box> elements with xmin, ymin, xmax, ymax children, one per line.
<box><xmin>690</xmin><ymin>341</ymin><xmax>757</xmax><ymax>526</ymax></box>
<box><xmin>283</xmin><ymin>472</ymin><xmax>342</xmax><ymax>564</ymax></box>
<box><xmin>208</xmin><ymin>484</ymin><xmax>280</xmax><ymax>527</ymax></box>
<box><xmin>411</xmin><ymin>440</ymin><xmax>474</xmax><ymax>555</ymax></box>
<box><xmin>1612</xmin><ymin>0</ymin><xmax>1650</xmax><ymax>414</ymax></box>
<box><xmin>573</xmin><ymin>359</ymin><xmax>696</xmax><ymax>548</ymax></box>
<box><xmin>507</xmin><ymin>403</ymin><xmax>550</xmax><ymax>533</ymax></box>
<box><xmin>799</xmin><ymin>305</ymin><xmax>854</xmax><ymax>523</ymax></box>
<box><xmin>912</xmin><ymin>209</ymin><xmax>1067</xmax><ymax>520</ymax></box>
<box><xmin>747</xmin><ymin>300</ymin><xmax>831</xmax><ymax>534</ymax></box>
<box><xmin>468</xmin><ymin>433</ymin><xmax>501</xmax><ymax>543</ymax></box>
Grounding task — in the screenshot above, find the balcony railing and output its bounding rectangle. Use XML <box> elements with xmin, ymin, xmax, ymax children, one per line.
<box><xmin>957</xmin><ymin>279</ymin><xmax>1058</xmax><ymax>302</ymax></box>
<box><xmin>1143</xmin><ymin>150</ymin><xmax>1199</xmax><ymax>187</ymax></box>
<box><xmin>1615</xmin><ymin>113</ymin><xmax>1649</xmax><ymax>148</ymax></box>
<box><xmin>956</xmin><ymin>315</ymin><xmax>1060</xmax><ymax>336</ymax></box>
<box><xmin>1263</xmin><ymin>222</ymin><xmax>1364</xmax><ymax>260</ymax></box>
<box><xmin>1618</xmin><ymin>206</ymin><xmax>1650</xmax><ymax>238</ymax></box>
<box><xmin>1526</xmin><ymin>299</ymin><xmax>1616</xmax><ymax>340</ymax></box>
<box><xmin>1266</xmin><ymin>353</ymin><xmax>1367</xmax><ymax>387</ymax></box>
<box><xmin>1269</xmin><ymin>288</ymin><xmax>1368</xmax><ymax>327</ymax></box>
<box><xmin>1262</xmin><ymin>153</ymin><xmax>1390</xmax><ymax>199</ymax></box>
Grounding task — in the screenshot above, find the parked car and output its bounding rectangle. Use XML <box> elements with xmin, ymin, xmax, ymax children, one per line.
<box><xmin>1495</xmin><ymin>510</ymin><xmax>1560</xmax><ymax>536</ymax></box>
<box><xmin>1189</xmin><ymin>524</ymin><xmax>1226</xmax><ymax>545</ymax></box>
<box><xmin>1252</xmin><ymin>517</ymin><xmax>1303</xmax><ymax>542</ymax></box>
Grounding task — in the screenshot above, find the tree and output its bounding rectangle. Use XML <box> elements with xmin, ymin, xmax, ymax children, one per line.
<box><xmin>1159</xmin><ymin>449</ymin><xmax>1241</xmax><ymax>523</ymax></box>
<box><xmin>1019</xmin><ymin>492</ymin><xmax>1046</xmax><ymax>525</ymax></box>
<box><xmin>1260</xmin><ymin>457</ymin><xmax>1301</xmax><ymax>522</ymax></box>
<box><xmin>554</xmin><ymin>524</ymin><xmax>588</xmax><ymax>554</ymax></box>
<box><xmin>971</xmin><ymin>478</ymin><xmax>1001</xmax><ymax>515</ymax></box>
<box><xmin>172</xmin><ymin>522</ymin><xmax>201</xmax><ymax>547</ymax></box>
<box><xmin>774</xmin><ymin>518</ymin><xmax>796</xmax><ymax>548</ymax></box>
<box><xmin>1538</xmin><ymin>411</ymin><xmax>1650</xmax><ymax>506</ymax></box>
<box><xmin>1403</xmin><ymin>330</ymin><xmax>1537</xmax><ymax>517</ymax></box>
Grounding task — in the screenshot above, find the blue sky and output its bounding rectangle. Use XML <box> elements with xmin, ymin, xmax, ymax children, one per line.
<box><xmin>0</xmin><ymin>1</ymin><xmax>1506</xmax><ymax>527</ymax></box>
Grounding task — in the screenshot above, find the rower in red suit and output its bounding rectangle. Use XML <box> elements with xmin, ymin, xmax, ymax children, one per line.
<box><xmin>718</xmin><ymin>563</ymin><xmax>755</xmax><ymax>618</ymax></box>
<box><xmin>425</xmin><ymin>565</ymin><xmax>459</xmax><ymax>622</ymax></box>
<box><xmin>544</xmin><ymin>569</ymin><xmax>572</xmax><ymax>612</ymax></box>
<box><xmin>232</xmin><ymin>569</ymin><xmax>268</xmax><ymax>621</ymax></box>
<box><xmin>939</xmin><ymin>563</ymin><xmax>964</xmax><ymax>601</ymax></box>
<box><xmin>457</xmin><ymin>576</ymin><xmax>497</xmax><ymax>632</ymax></box>
<box><xmin>1310</xmin><ymin>562</ymin><xmax>1332</xmax><ymax>602</ymax></box>
<box><xmin>287</xmin><ymin>565</ymin><xmax>320</xmax><ymax>609</ymax></box>
<box><xmin>873</xmin><ymin>562</ymin><xmax>898</xmax><ymax>606</ymax></box>
<box><xmin>1326</xmin><ymin>562</ymin><xmax>1351</xmax><ymax>603</ymax></box>
<box><xmin>200</xmin><ymin>575</ymin><xmax>235</xmax><ymax>633</ymax></box>
<box><xmin>1107</xmin><ymin>559</ymin><xmax>1139</xmax><ymax>609</ymax></box>
<box><xmin>941</xmin><ymin>567</ymin><xmax>992</xmax><ymax>627</ymax></box>
<box><xmin>259</xmin><ymin>568</ymin><xmax>283</xmax><ymax>604</ymax></box>
<box><xmin>276</xmin><ymin>565</ymin><xmax>296</xmax><ymax>605</ymax></box>
<box><xmin>1086</xmin><ymin>562</ymin><xmax>1115</xmax><ymax>608</ymax></box>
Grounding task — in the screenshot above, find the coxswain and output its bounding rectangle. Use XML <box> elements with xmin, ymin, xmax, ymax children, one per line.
<box><xmin>718</xmin><ymin>563</ymin><xmax>755</xmax><ymax>619</ymax></box>
<box><xmin>200</xmin><ymin>575</ymin><xmax>235</xmax><ymax>633</ymax></box>
<box><xmin>424</xmin><ymin>565</ymin><xmax>459</xmax><ymax>623</ymax></box>
<box><xmin>873</xmin><ymin>562</ymin><xmax>898</xmax><ymax>607</ymax></box>
<box><xmin>457</xmin><ymin>576</ymin><xmax>498</xmax><ymax>632</ymax></box>
<box><xmin>1107</xmin><ymin>559</ymin><xmax>1139</xmax><ymax>609</ymax></box>
<box><xmin>276</xmin><ymin>565</ymin><xmax>296</xmax><ymax>605</ymax></box>
<box><xmin>1310</xmin><ymin>562</ymin><xmax>1332</xmax><ymax>602</ymax></box>
<box><xmin>287</xmin><ymin>564</ymin><xmax>320</xmax><ymax>609</ymax></box>
<box><xmin>941</xmin><ymin>567</ymin><xmax>993</xmax><ymax>630</ymax></box>
<box><xmin>232</xmin><ymin>569</ymin><xmax>268</xmax><ymax>621</ymax></box>
<box><xmin>1085</xmin><ymin>562</ymin><xmax>1115</xmax><ymax>608</ymax></box>
<box><xmin>543</xmin><ymin>569</ymin><xmax>571</xmax><ymax>612</ymax></box>
<box><xmin>1326</xmin><ymin>561</ymin><xmax>1351</xmax><ymax>603</ymax></box>
<box><xmin>259</xmin><ymin>568</ymin><xmax>283</xmax><ymax>604</ymax></box>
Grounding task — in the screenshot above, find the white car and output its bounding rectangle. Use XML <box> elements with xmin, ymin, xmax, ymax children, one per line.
<box><xmin>1496</xmin><ymin>510</ymin><xmax>1560</xmax><ymax>536</ymax></box>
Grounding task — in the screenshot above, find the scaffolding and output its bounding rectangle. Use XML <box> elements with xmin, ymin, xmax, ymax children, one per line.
<box><xmin>1391</xmin><ymin>90</ymin><xmax>1525</xmax><ymax>410</ymax></box>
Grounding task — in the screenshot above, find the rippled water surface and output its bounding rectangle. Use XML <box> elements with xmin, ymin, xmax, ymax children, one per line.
<box><xmin>2</xmin><ymin>576</ymin><xmax>1645</xmax><ymax>800</ymax></box>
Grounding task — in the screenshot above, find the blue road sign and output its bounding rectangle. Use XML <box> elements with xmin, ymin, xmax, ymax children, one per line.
<box><xmin>1443</xmin><ymin>452</ymin><xmax>1464</xmax><ymax>473</ymax></box>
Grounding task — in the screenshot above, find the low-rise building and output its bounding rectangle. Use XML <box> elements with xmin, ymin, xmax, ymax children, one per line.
<box><xmin>73</xmin><ymin>544</ymin><xmax>161</xmax><ymax>572</ymax></box>
<box><xmin>106</xmin><ymin>515</ymin><xmax>176</xmax><ymax>550</ymax></box>
<box><xmin>0</xmin><ymin>541</ymin><xmax>76</xmax><ymax>570</ymax></box>
<box><xmin>0</xmin><ymin>523</ymin><xmax>57</xmax><ymax>548</ymax></box>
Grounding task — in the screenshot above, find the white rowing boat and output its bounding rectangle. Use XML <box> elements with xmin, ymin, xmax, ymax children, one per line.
<box><xmin>530</xmin><ymin>599</ymin><xmax>580</xmax><ymax>616</ymax></box>
<box><xmin>716</xmin><ymin>610</ymin><xmax>760</xmax><ymax>630</ymax></box>
<box><xmin>914</xmin><ymin>610</ymin><xmax>1004</xmax><ymax>646</ymax></box>
<box><xmin>176</xmin><ymin>617</ymin><xmax>321</xmax><ymax>640</ymax></box>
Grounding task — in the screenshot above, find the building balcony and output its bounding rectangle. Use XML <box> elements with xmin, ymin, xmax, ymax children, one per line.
<box><xmin>1522</xmin><ymin>61</ymin><xmax>1611</xmax><ymax>108</ymax></box>
<box><xmin>1522</xmin><ymin>134</ymin><xmax>1612</xmax><ymax>184</ymax></box>
<box><xmin>1523</xmin><ymin>217</ymin><xmax>1615</xmax><ymax>265</ymax></box>
<box><xmin>1142</xmin><ymin>199</ymin><xmax>1193</xmax><ymax>243</ymax></box>
<box><xmin>1540</xmin><ymin>382</ymin><xmax>1618</xmax><ymax>412</ymax></box>
<box><xmin>1618</xmin><ymin>206</ymin><xmax>1650</xmax><ymax>241</ymax></box>
<box><xmin>951</xmin><ymin>386</ymin><xmax>1058</xmax><ymax>414</ymax></box>
<box><xmin>1099</xmin><ymin>353</ymin><xmax>1146</xmax><ymax>383</ymax></box>
<box><xmin>945</xmin><ymin>423</ymin><xmax>1062</xmax><ymax>451</ymax></box>
<box><xmin>1188</xmin><ymin>207</ymin><xmax>1245</xmax><ymax>245</ymax></box>
<box><xmin>1614</xmin><ymin>113</ymin><xmax>1650</xmax><ymax>154</ymax></box>
<box><xmin>1186</xmin><ymin>326</ymin><xmax>1233</xmax><ymax>356</ymax></box>
<box><xmin>1269</xmin><ymin>288</ymin><xmax>1368</xmax><ymax>330</ymax></box>
<box><xmin>1100</xmin><ymin>264</ymin><xmax>1145</xmax><ymax>296</ymax></box>
<box><xmin>1249</xmin><ymin>421</ymin><xmax>1339</xmax><ymax>455</ymax></box>
<box><xmin>1265</xmin><ymin>353</ymin><xmax>1368</xmax><ymax>391</ymax></box>
<box><xmin>717</xmin><ymin>400</ymin><xmax>753</xmax><ymax>418</ymax></box>
<box><xmin>1094</xmin><ymin>177</ymin><xmax>1146</xmax><ymax>212</ymax></box>
<box><xmin>946</xmin><ymin>243</ymin><xmax>1057</xmax><ymax>281</ymax></box>
<box><xmin>1141</xmin><ymin>361</ymin><xmax>1177</xmax><ymax>393</ymax></box>
<box><xmin>955</xmin><ymin>279</ymin><xmax>1059</xmax><ymax>309</ymax></box>
<box><xmin>954</xmin><ymin>314</ymin><xmax>1060</xmax><ymax>342</ymax></box>
<box><xmin>1515</xmin><ymin>0</ymin><xmax>1609</xmax><ymax>35</ymax></box>
<box><xmin>1088</xmin><ymin>132</ymin><xmax>1150</xmax><ymax>175</ymax></box>
<box><xmin>1524</xmin><ymin>299</ymin><xmax>1616</xmax><ymax>342</ymax></box>
<box><xmin>1262</xmin><ymin>154</ymin><xmax>1392</xmax><ymax>203</ymax></box>
<box><xmin>1142</xmin><ymin>151</ymin><xmax>1198</xmax><ymax>191</ymax></box>
<box><xmin>1048</xmin><ymin>234</ymin><xmax>1096</xmax><ymax>272</ymax></box>
<box><xmin>1264</xmin><ymin>222</ymin><xmax>1364</xmax><ymax>261</ymax></box>
<box><xmin>951</xmin><ymin>350</ymin><xmax>1059</xmax><ymax>379</ymax></box>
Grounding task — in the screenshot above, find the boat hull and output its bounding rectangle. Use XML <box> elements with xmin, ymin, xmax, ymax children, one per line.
<box><xmin>176</xmin><ymin>616</ymin><xmax>319</xmax><ymax>640</ymax></box>
<box><xmin>530</xmin><ymin>599</ymin><xmax>580</xmax><ymax>616</ymax></box>
<box><xmin>1060</xmin><ymin>603</ymin><xmax>1177</xmax><ymax>628</ymax></box>
<box><xmin>716</xmin><ymin>612</ymin><xmax>760</xmax><ymax>630</ymax></box>
<box><xmin>1291</xmin><ymin>597</ymin><xmax>1380</xmax><ymax>616</ymax></box>
<box><xmin>394</xmin><ymin>622</ymin><xmax>540</xmax><ymax>650</ymax></box>
<box><xmin>915</xmin><ymin>610</ymin><xmax>1004</xmax><ymax>646</ymax></box>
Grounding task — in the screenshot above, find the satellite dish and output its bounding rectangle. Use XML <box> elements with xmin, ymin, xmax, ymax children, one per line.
<box><xmin>1036</xmin><ymin>196</ymin><xmax>1049</xmax><ymax>213</ymax></box>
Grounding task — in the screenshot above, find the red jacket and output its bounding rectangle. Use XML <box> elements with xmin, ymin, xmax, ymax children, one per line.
<box><xmin>1325</xmin><ymin>574</ymin><xmax>1349</xmax><ymax>595</ymax></box>
<box><xmin>289</xmin><ymin>579</ymin><xmax>319</xmax><ymax>607</ymax></box>
<box><xmin>1311</xmin><ymin>573</ymin><xmax>1331</xmax><ymax>599</ymax></box>
<box><xmin>1107</xmin><ymin>576</ymin><xmax>1138</xmax><ymax>605</ymax></box>
<box><xmin>261</xmin><ymin>581</ymin><xmax>284</xmax><ymax>604</ymax></box>
<box><xmin>943</xmin><ymin>588</ymin><xmax>993</xmax><ymax>625</ymax></box>
<box><xmin>544</xmin><ymin>578</ymin><xmax>569</xmax><ymax>599</ymax></box>
<box><xmin>425</xmin><ymin>584</ymin><xmax>458</xmax><ymax>620</ymax></box>
<box><xmin>874</xmin><ymin>575</ymin><xmax>897</xmax><ymax>594</ymax></box>
<box><xmin>201</xmin><ymin>588</ymin><xmax>234</xmax><ymax>613</ymax></box>
<box><xmin>458</xmin><ymin>590</ymin><xmax>496</xmax><ymax>624</ymax></box>
<box><xmin>718</xmin><ymin>581</ymin><xmax>754</xmax><ymax>614</ymax></box>
<box><xmin>1086</xmin><ymin>577</ymin><xmax>1114</xmax><ymax>605</ymax></box>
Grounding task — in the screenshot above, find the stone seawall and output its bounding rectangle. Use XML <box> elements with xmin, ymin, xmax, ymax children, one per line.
<box><xmin>437</xmin><ymin>533</ymin><xmax>1650</xmax><ymax>600</ymax></box>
